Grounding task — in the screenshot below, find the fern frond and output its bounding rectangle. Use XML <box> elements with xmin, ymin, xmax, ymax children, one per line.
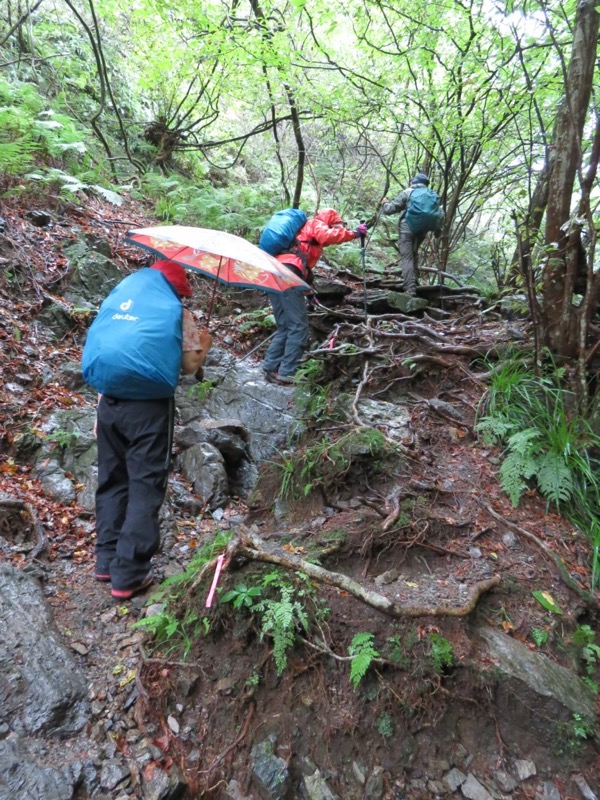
<box><xmin>259</xmin><ymin>585</ymin><xmax>304</xmax><ymax>675</ymax></box>
<box><xmin>537</xmin><ymin>452</ymin><xmax>574</xmax><ymax>506</ymax></box>
<box><xmin>499</xmin><ymin>451</ymin><xmax>538</xmax><ymax>506</ymax></box>
<box><xmin>474</xmin><ymin>415</ymin><xmax>514</xmax><ymax>445</ymax></box>
<box><xmin>348</xmin><ymin>632</ymin><xmax>379</xmax><ymax>689</ymax></box>
<box><xmin>506</xmin><ymin>427</ymin><xmax>542</xmax><ymax>455</ymax></box>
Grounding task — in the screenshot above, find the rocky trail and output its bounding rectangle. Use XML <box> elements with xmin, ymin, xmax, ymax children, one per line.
<box><xmin>0</xmin><ymin>195</ymin><xmax>599</xmax><ymax>800</ymax></box>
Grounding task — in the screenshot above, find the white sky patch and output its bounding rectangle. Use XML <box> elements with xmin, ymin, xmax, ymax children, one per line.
<box><xmin>483</xmin><ymin>3</ymin><xmax>548</xmax><ymax>40</ymax></box>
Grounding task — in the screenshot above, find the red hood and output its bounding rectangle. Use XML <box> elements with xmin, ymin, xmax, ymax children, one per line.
<box><xmin>315</xmin><ymin>208</ymin><xmax>343</xmax><ymax>226</ymax></box>
<box><xmin>150</xmin><ymin>260</ymin><xmax>192</xmax><ymax>297</ymax></box>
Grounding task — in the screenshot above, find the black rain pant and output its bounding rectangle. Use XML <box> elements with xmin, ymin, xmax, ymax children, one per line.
<box><xmin>95</xmin><ymin>396</ymin><xmax>174</xmax><ymax>590</ymax></box>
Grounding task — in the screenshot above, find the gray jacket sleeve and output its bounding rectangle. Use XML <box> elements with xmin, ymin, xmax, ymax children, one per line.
<box><xmin>382</xmin><ymin>188</ymin><xmax>411</xmax><ymax>217</ymax></box>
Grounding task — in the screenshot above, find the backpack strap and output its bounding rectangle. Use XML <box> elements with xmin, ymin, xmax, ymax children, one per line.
<box><xmin>399</xmin><ymin>187</ymin><xmax>413</xmax><ymax>222</ymax></box>
<box><xmin>288</xmin><ymin>234</ymin><xmax>318</xmax><ymax>281</ymax></box>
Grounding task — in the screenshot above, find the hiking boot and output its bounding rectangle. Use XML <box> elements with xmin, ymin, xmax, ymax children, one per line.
<box><xmin>111</xmin><ymin>573</ymin><xmax>154</xmax><ymax>600</ymax></box>
<box><xmin>264</xmin><ymin>370</ymin><xmax>294</xmax><ymax>385</ymax></box>
<box><xmin>95</xmin><ymin>556</ymin><xmax>115</xmax><ymax>583</ymax></box>
<box><xmin>274</xmin><ymin>374</ymin><xmax>294</xmax><ymax>385</ymax></box>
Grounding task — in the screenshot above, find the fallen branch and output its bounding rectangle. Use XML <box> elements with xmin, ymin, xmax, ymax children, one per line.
<box><xmin>238</xmin><ymin>527</ymin><xmax>500</xmax><ymax>618</ymax></box>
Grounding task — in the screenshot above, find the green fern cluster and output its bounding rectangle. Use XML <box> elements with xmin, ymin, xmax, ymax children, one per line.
<box><xmin>256</xmin><ymin>583</ymin><xmax>309</xmax><ymax>675</ymax></box>
<box><xmin>476</xmin><ymin>354</ymin><xmax>600</xmax><ymax>587</ymax></box>
<box><xmin>221</xmin><ymin>569</ymin><xmax>313</xmax><ymax>675</ymax></box>
<box><xmin>429</xmin><ymin>633</ymin><xmax>455</xmax><ymax>674</ymax></box>
<box><xmin>476</xmin><ymin>355</ymin><xmax>600</xmax><ymax>510</ymax></box>
<box><xmin>348</xmin><ymin>632</ymin><xmax>379</xmax><ymax>689</ymax></box>
<box><xmin>138</xmin><ymin>172</ymin><xmax>282</xmax><ymax>239</ymax></box>
<box><xmin>498</xmin><ymin>428</ymin><xmax>574</xmax><ymax>507</ymax></box>
<box><xmin>0</xmin><ymin>78</ymin><xmax>91</xmax><ymax>181</ymax></box>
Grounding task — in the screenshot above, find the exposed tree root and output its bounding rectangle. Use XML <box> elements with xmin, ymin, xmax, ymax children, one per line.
<box><xmin>482</xmin><ymin>504</ymin><xmax>598</xmax><ymax>608</ymax></box>
<box><xmin>0</xmin><ymin>494</ymin><xmax>47</xmax><ymax>558</ymax></box>
<box><xmin>217</xmin><ymin>527</ymin><xmax>501</xmax><ymax>618</ymax></box>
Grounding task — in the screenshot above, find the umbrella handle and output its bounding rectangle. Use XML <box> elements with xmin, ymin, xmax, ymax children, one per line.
<box><xmin>205</xmin><ymin>256</ymin><xmax>223</xmax><ymax>325</ymax></box>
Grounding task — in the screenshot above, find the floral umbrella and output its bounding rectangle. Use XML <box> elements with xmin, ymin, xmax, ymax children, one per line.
<box><xmin>125</xmin><ymin>225</ymin><xmax>309</xmax><ymax>295</ymax></box>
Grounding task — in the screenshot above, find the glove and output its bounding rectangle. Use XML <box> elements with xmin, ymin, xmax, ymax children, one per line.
<box><xmin>355</xmin><ymin>222</ymin><xmax>368</xmax><ymax>237</ymax></box>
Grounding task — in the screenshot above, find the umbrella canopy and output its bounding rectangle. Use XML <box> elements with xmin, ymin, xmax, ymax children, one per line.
<box><xmin>125</xmin><ymin>225</ymin><xmax>309</xmax><ymax>294</ymax></box>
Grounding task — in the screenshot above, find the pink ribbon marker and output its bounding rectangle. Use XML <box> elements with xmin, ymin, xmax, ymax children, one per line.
<box><xmin>205</xmin><ymin>554</ymin><xmax>225</xmax><ymax>608</ymax></box>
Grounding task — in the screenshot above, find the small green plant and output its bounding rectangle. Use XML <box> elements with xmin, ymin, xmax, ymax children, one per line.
<box><xmin>221</xmin><ymin>583</ymin><xmax>263</xmax><ymax>609</ymax></box>
<box><xmin>571</xmin><ymin>712</ymin><xmax>595</xmax><ymax>740</ymax></box>
<box><xmin>133</xmin><ymin>608</ymin><xmax>197</xmax><ymax>658</ymax></box>
<box><xmin>246</xmin><ymin>670</ymin><xmax>260</xmax><ymax>688</ymax></box>
<box><xmin>348</xmin><ymin>632</ymin><xmax>379</xmax><ymax>689</ymax></box>
<box><xmin>187</xmin><ymin>380</ymin><xmax>214</xmax><ymax>402</ymax></box>
<box><xmin>531</xmin><ymin>628</ymin><xmax>549</xmax><ymax>647</ymax></box>
<box><xmin>237</xmin><ymin>307</ymin><xmax>275</xmax><ymax>332</ymax></box>
<box><xmin>131</xmin><ymin>530</ymin><xmax>232</xmax><ymax>658</ymax></box>
<box><xmin>376</xmin><ymin>711</ymin><xmax>394</xmax><ymax>738</ymax></box>
<box><xmin>276</xmin><ymin>453</ymin><xmax>297</xmax><ymax>499</ymax></box>
<box><xmin>46</xmin><ymin>429</ymin><xmax>79</xmax><ymax>448</ymax></box>
<box><xmin>385</xmin><ymin>634</ymin><xmax>407</xmax><ymax>666</ymax></box>
<box><xmin>555</xmin><ymin>711</ymin><xmax>597</xmax><ymax>756</ymax></box>
<box><xmin>428</xmin><ymin>633</ymin><xmax>454</xmax><ymax>674</ymax></box>
<box><xmin>572</xmin><ymin>625</ymin><xmax>600</xmax><ymax>675</ymax></box>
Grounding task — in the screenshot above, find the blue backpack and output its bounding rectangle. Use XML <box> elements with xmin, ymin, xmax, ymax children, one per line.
<box><xmin>82</xmin><ymin>269</ymin><xmax>183</xmax><ymax>400</ymax></box>
<box><xmin>259</xmin><ymin>208</ymin><xmax>308</xmax><ymax>256</ymax></box>
<box><xmin>405</xmin><ymin>187</ymin><xmax>444</xmax><ymax>236</ymax></box>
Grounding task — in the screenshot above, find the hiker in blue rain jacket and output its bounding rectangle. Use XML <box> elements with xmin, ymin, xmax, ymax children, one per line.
<box><xmin>263</xmin><ymin>209</ymin><xmax>367</xmax><ymax>384</ymax></box>
<box><xmin>381</xmin><ymin>173</ymin><xmax>444</xmax><ymax>296</ymax></box>
<box><xmin>90</xmin><ymin>260</ymin><xmax>212</xmax><ymax>600</ymax></box>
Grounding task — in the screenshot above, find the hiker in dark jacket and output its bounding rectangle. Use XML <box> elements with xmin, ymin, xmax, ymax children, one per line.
<box><xmin>92</xmin><ymin>260</ymin><xmax>212</xmax><ymax>599</ymax></box>
<box><xmin>263</xmin><ymin>209</ymin><xmax>367</xmax><ymax>384</ymax></box>
<box><xmin>381</xmin><ymin>173</ymin><xmax>444</xmax><ymax>296</ymax></box>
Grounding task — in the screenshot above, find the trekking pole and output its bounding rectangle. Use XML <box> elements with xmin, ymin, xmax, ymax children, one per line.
<box><xmin>360</xmin><ymin>220</ymin><xmax>368</xmax><ymax>323</ymax></box>
<box><xmin>205</xmin><ymin>256</ymin><xmax>223</xmax><ymax>325</ymax></box>
<box><xmin>238</xmin><ymin>330</ymin><xmax>276</xmax><ymax>362</ymax></box>
<box><xmin>365</xmin><ymin>203</ymin><xmax>384</xmax><ymax>249</ymax></box>
<box><xmin>358</xmin><ymin>189</ymin><xmax>387</xmax><ymax>321</ymax></box>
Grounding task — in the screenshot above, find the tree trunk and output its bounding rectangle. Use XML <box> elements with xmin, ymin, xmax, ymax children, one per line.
<box><xmin>507</xmin><ymin>147</ymin><xmax>555</xmax><ymax>287</ymax></box>
<box><xmin>541</xmin><ymin>0</ymin><xmax>599</xmax><ymax>358</ymax></box>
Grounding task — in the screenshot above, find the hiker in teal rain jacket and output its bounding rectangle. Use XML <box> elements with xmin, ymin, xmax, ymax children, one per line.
<box><xmin>381</xmin><ymin>173</ymin><xmax>444</xmax><ymax>296</ymax></box>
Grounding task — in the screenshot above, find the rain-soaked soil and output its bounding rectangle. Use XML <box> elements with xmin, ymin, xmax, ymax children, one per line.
<box><xmin>1</xmin><ymin>194</ymin><xmax>599</xmax><ymax>799</ymax></box>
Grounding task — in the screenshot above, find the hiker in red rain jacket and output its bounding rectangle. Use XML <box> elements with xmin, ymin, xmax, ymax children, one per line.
<box><xmin>263</xmin><ymin>209</ymin><xmax>367</xmax><ymax>384</ymax></box>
